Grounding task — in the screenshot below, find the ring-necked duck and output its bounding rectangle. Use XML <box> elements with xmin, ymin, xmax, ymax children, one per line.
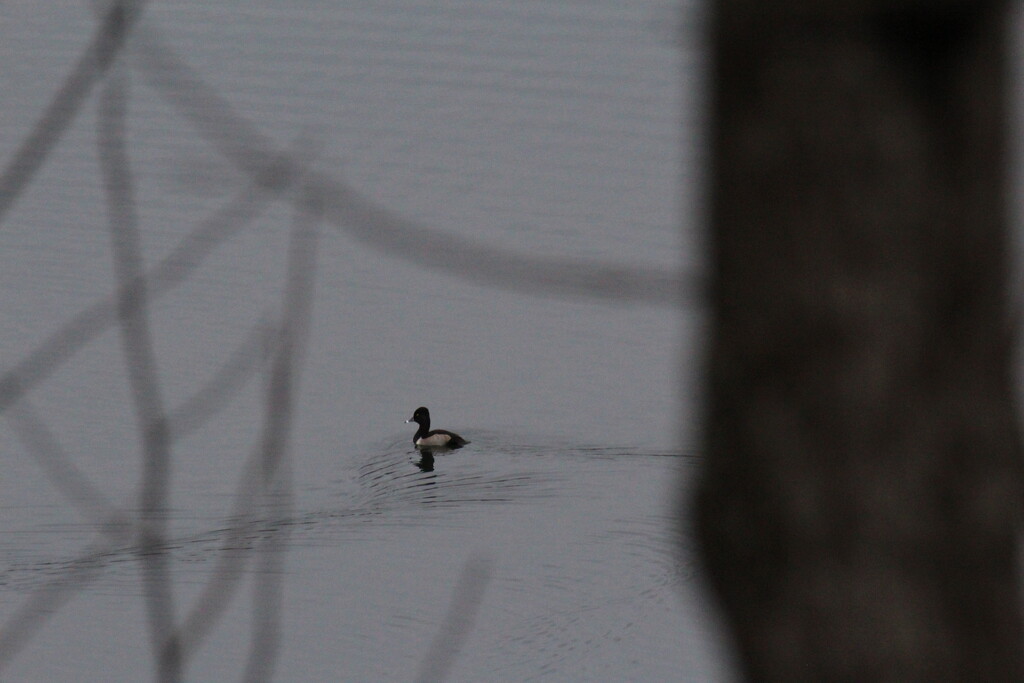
<box><xmin>407</xmin><ymin>407</ymin><xmax>468</xmax><ymax>448</ymax></box>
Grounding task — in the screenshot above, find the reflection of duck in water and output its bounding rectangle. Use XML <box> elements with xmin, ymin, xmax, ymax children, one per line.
<box><xmin>407</xmin><ymin>407</ymin><xmax>469</xmax><ymax>448</ymax></box>
<box><xmin>414</xmin><ymin>451</ymin><xmax>435</xmax><ymax>472</ymax></box>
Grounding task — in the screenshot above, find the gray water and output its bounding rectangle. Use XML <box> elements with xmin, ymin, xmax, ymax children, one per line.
<box><xmin>0</xmin><ymin>1</ymin><xmax>730</xmax><ymax>680</ymax></box>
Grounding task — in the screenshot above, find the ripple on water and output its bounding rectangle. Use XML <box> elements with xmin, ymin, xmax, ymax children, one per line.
<box><xmin>0</xmin><ymin>433</ymin><xmax>694</xmax><ymax>682</ymax></box>
<box><xmin>446</xmin><ymin>445</ymin><xmax>694</xmax><ymax>680</ymax></box>
<box><xmin>350</xmin><ymin>435</ymin><xmax>564</xmax><ymax>515</ymax></box>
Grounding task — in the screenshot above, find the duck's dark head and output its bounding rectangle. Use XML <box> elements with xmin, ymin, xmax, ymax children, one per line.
<box><xmin>407</xmin><ymin>406</ymin><xmax>430</xmax><ymax>427</ymax></box>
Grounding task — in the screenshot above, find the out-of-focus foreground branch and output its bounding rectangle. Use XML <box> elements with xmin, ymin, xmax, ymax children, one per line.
<box><xmin>695</xmin><ymin>2</ymin><xmax>1023</xmax><ymax>679</ymax></box>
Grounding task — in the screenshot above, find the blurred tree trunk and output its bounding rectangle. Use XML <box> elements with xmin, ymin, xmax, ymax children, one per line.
<box><xmin>695</xmin><ymin>1</ymin><xmax>1024</xmax><ymax>679</ymax></box>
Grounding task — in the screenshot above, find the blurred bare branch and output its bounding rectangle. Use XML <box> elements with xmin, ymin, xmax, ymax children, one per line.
<box><xmin>415</xmin><ymin>554</ymin><xmax>495</xmax><ymax>683</ymax></box>
<box><xmin>0</xmin><ymin>536</ymin><xmax>119</xmax><ymax>667</ymax></box>
<box><xmin>242</xmin><ymin>178</ymin><xmax>320</xmax><ymax>683</ymax></box>
<box><xmin>98</xmin><ymin>58</ymin><xmax>181</xmax><ymax>682</ymax></box>
<box><xmin>165</xmin><ymin>315</ymin><xmax>276</xmax><ymax>439</ymax></box>
<box><xmin>0</xmin><ymin>144</ymin><xmax>302</xmax><ymax>417</ymax></box>
<box><xmin>0</xmin><ymin>1</ymin><xmax>144</xmax><ymax>225</ymax></box>
<box><xmin>6</xmin><ymin>399</ymin><xmax>123</xmax><ymax>527</ymax></box>
<box><xmin>174</xmin><ymin>443</ymin><xmax>277</xmax><ymax>662</ymax></box>
<box><xmin>123</xmin><ymin>19</ymin><xmax>692</xmax><ymax>308</ymax></box>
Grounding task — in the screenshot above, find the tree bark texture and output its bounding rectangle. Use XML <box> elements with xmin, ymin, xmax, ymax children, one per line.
<box><xmin>695</xmin><ymin>1</ymin><xmax>1024</xmax><ymax>679</ymax></box>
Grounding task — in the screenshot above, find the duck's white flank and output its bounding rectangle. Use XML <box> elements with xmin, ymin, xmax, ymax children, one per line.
<box><xmin>416</xmin><ymin>433</ymin><xmax>453</xmax><ymax>447</ymax></box>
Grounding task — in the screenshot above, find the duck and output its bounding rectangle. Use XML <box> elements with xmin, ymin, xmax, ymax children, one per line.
<box><xmin>407</xmin><ymin>406</ymin><xmax>468</xmax><ymax>448</ymax></box>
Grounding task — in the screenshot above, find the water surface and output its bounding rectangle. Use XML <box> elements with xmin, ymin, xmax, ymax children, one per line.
<box><xmin>0</xmin><ymin>0</ymin><xmax>725</xmax><ymax>679</ymax></box>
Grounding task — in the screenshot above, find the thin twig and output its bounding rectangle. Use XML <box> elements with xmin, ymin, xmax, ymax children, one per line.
<box><xmin>173</xmin><ymin>436</ymin><xmax>277</xmax><ymax>660</ymax></box>
<box><xmin>0</xmin><ymin>1</ymin><xmax>145</xmax><ymax>225</ymax></box>
<box><xmin>122</xmin><ymin>19</ymin><xmax>693</xmax><ymax>308</ymax></box>
<box><xmin>166</xmin><ymin>315</ymin><xmax>277</xmax><ymax>440</ymax></box>
<box><xmin>242</xmin><ymin>186</ymin><xmax>321</xmax><ymax>683</ymax></box>
<box><xmin>0</xmin><ymin>142</ymin><xmax>301</xmax><ymax>417</ymax></box>
<box><xmin>0</xmin><ymin>536</ymin><xmax>122</xmax><ymax>666</ymax></box>
<box><xmin>98</xmin><ymin>58</ymin><xmax>180</xmax><ymax>683</ymax></box>
<box><xmin>173</xmin><ymin>158</ymin><xmax>319</xmax><ymax>669</ymax></box>
<box><xmin>415</xmin><ymin>554</ymin><xmax>495</xmax><ymax>683</ymax></box>
<box><xmin>5</xmin><ymin>398</ymin><xmax>124</xmax><ymax>527</ymax></box>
